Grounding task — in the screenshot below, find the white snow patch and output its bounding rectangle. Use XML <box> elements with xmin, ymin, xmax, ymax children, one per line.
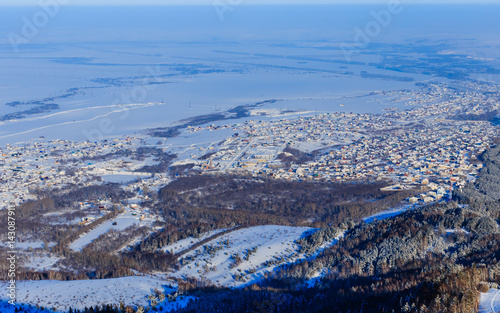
<box><xmin>444</xmin><ymin>228</ymin><xmax>470</xmax><ymax>235</ymax></box>
<box><xmin>0</xmin><ymin>276</ymin><xmax>175</xmax><ymax>312</ymax></box>
<box><xmin>170</xmin><ymin>159</ymin><xmax>198</xmax><ymax>167</ymax></box>
<box><xmin>69</xmin><ymin>211</ymin><xmax>154</xmax><ymax>252</ymax></box>
<box><xmin>292</xmin><ymin>141</ymin><xmax>327</xmax><ymax>153</ymax></box>
<box><xmin>171</xmin><ymin>225</ymin><xmax>312</xmax><ymax>287</ymax></box>
<box><xmin>249</xmin><ymin>108</ymin><xmax>281</xmax><ymax>116</ymax></box>
<box><xmin>161</xmin><ymin>229</ymin><xmax>228</xmax><ymax>254</ymax></box>
<box><xmin>479</xmin><ymin>289</ymin><xmax>500</xmax><ymax>313</ymax></box>
<box><xmin>4</xmin><ymin>241</ymin><xmax>45</xmax><ymax>250</ymax></box>
<box><xmin>101</xmin><ymin>173</ymin><xmax>150</xmax><ymax>183</ymax></box>
<box><xmin>23</xmin><ymin>254</ymin><xmax>61</xmax><ymax>270</ymax></box>
<box><xmin>363</xmin><ymin>205</ymin><xmax>411</xmax><ymax>224</ymax></box>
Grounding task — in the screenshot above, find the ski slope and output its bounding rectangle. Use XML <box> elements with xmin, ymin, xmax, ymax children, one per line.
<box><xmin>171</xmin><ymin>225</ymin><xmax>313</xmax><ymax>287</ymax></box>
<box><xmin>69</xmin><ymin>211</ymin><xmax>154</xmax><ymax>252</ymax></box>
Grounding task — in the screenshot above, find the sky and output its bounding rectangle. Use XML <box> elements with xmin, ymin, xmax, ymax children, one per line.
<box><xmin>1</xmin><ymin>0</ymin><xmax>500</xmax><ymax>5</ymax></box>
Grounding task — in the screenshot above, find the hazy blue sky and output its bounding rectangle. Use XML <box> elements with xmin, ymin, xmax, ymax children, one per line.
<box><xmin>2</xmin><ymin>0</ymin><xmax>500</xmax><ymax>5</ymax></box>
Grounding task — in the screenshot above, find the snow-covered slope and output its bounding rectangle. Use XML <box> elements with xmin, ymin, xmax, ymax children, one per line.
<box><xmin>362</xmin><ymin>205</ymin><xmax>412</xmax><ymax>224</ymax></box>
<box><xmin>4</xmin><ymin>211</ymin><xmax>425</xmax><ymax>312</ymax></box>
<box><xmin>0</xmin><ymin>276</ymin><xmax>179</xmax><ymax>312</ymax></box>
<box><xmin>69</xmin><ymin>211</ymin><xmax>154</xmax><ymax>252</ymax></box>
<box><xmin>161</xmin><ymin>229</ymin><xmax>228</xmax><ymax>254</ymax></box>
<box><xmin>479</xmin><ymin>289</ymin><xmax>500</xmax><ymax>313</ymax></box>
<box><xmin>170</xmin><ymin>225</ymin><xmax>313</xmax><ymax>287</ymax></box>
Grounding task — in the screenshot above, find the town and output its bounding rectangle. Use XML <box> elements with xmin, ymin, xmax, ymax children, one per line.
<box><xmin>1</xmin><ymin>81</ymin><xmax>499</xmax><ymax>212</ymax></box>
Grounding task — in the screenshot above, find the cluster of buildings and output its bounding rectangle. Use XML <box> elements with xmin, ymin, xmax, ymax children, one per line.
<box><xmin>187</xmin><ymin>82</ymin><xmax>500</xmax><ymax>203</ymax></box>
<box><xmin>1</xmin><ymin>81</ymin><xmax>499</xmax><ymax>209</ymax></box>
<box><xmin>0</xmin><ymin>137</ymin><xmax>158</xmax><ymax>209</ymax></box>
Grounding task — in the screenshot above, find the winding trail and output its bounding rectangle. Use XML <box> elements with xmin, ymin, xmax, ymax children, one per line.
<box><xmin>0</xmin><ymin>102</ymin><xmax>164</xmax><ymax>140</ymax></box>
<box><xmin>491</xmin><ymin>289</ymin><xmax>500</xmax><ymax>313</ymax></box>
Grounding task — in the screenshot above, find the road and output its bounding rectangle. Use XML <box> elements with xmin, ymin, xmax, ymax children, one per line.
<box><xmin>221</xmin><ymin>138</ymin><xmax>256</xmax><ymax>171</ymax></box>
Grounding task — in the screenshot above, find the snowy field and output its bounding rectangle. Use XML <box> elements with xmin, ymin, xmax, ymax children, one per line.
<box><xmin>0</xmin><ymin>29</ymin><xmax>432</xmax><ymax>147</ymax></box>
<box><xmin>22</xmin><ymin>254</ymin><xmax>61</xmax><ymax>271</ymax></box>
<box><xmin>161</xmin><ymin>229</ymin><xmax>228</xmax><ymax>254</ymax></box>
<box><xmin>167</xmin><ymin>206</ymin><xmax>423</xmax><ymax>287</ymax></box>
<box><xmin>362</xmin><ymin>205</ymin><xmax>413</xmax><ymax>224</ymax></box>
<box><xmin>69</xmin><ymin>211</ymin><xmax>154</xmax><ymax>252</ymax></box>
<box><xmin>480</xmin><ymin>289</ymin><xmax>500</xmax><ymax>313</ymax></box>
<box><xmin>0</xmin><ymin>276</ymin><xmax>191</xmax><ymax>312</ymax></box>
<box><xmin>100</xmin><ymin>173</ymin><xmax>151</xmax><ymax>184</ymax></box>
<box><xmin>171</xmin><ymin>225</ymin><xmax>313</xmax><ymax>287</ymax></box>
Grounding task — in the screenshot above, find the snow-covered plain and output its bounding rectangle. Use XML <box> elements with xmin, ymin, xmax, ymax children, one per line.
<box><xmin>1</xmin><ymin>225</ymin><xmax>315</xmax><ymax>311</ymax></box>
<box><xmin>0</xmin><ymin>36</ymin><xmax>431</xmax><ymax>147</ymax></box>
<box><xmin>0</xmin><ymin>276</ymin><xmax>184</xmax><ymax>312</ymax></box>
<box><xmin>479</xmin><ymin>289</ymin><xmax>500</xmax><ymax>313</ymax></box>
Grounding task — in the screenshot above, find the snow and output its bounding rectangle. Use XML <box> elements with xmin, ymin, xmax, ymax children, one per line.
<box><xmin>170</xmin><ymin>159</ymin><xmax>198</xmax><ymax>167</ymax></box>
<box><xmin>100</xmin><ymin>173</ymin><xmax>150</xmax><ymax>183</ymax></box>
<box><xmin>0</xmin><ymin>39</ymin><xmax>427</xmax><ymax>147</ymax></box>
<box><xmin>479</xmin><ymin>289</ymin><xmax>500</xmax><ymax>313</ymax></box>
<box><xmin>314</xmin><ymin>231</ymin><xmax>346</xmax><ymax>256</ymax></box>
<box><xmin>293</xmin><ymin>141</ymin><xmax>328</xmax><ymax>153</ymax></box>
<box><xmin>161</xmin><ymin>229</ymin><xmax>228</xmax><ymax>254</ymax></box>
<box><xmin>167</xmin><ymin>205</ymin><xmax>420</xmax><ymax>288</ymax></box>
<box><xmin>69</xmin><ymin>211</ymin><xmax>154</xmax><ymax>252</ymax></box>
<box><xmin>23</xmin><ymin>254</ymin><xmax>61</xmax><ymax>271</ymax></box>
<box><xmin>249</xmin><ymin>108</ymin><xmax>284</xmax><ymax>117</ymax></box>
<box><xmin>444</xmin><ymin>228</ymin><xmax>470</xmax><ymax>235</ymax></box>
<box><xmin>362</xmin><ymin>205</ymin><xmax>412</xmax><ymax>224</ymax></box>
<box><xmin>171</xmin><ymin>225</ymin><xmax>312</xmax><ymax>287</ymax></box>
<box><xmin>0</xmin><ymin>276</ymin><xmax>178</xmax><ymax>312</ymax></box>
<box><xmin>4</xmin><ymin>241</ymin><xmax>45</xmax><ymax>250</ymax></box>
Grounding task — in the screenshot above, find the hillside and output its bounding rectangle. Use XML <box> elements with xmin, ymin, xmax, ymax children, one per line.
<box><xmin>167</xmin><ymin>148</ymin><xmax>500</xmax><ymax>313</ymax></box>
<box><xmin>3</xmin><ymin>148</ymin><xmax>500</xmax><ymax>313</ymax></box>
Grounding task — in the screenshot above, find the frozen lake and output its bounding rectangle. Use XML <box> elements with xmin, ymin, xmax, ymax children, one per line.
<box><xmin>0</xmin><ymin>42</ymin><xmax>429</xmax><ymax>146</ymax></box>
<box><xmin>0</xmin><ymin>5</ymin><xmax>498</xmax><ymax>145</ymax></box>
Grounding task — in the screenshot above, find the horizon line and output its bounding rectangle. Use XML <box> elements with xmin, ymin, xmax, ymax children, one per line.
<box><xmin>1</xmin><ymin>1</ymin><xmax>500</xmax><ymax>6</ymax></box>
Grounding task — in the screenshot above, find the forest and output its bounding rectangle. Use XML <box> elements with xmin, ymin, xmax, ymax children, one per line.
<box><xmin>0</xmin><ymin>172</ymin><xmax>413</xmax><ymax>284</ymax></box>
